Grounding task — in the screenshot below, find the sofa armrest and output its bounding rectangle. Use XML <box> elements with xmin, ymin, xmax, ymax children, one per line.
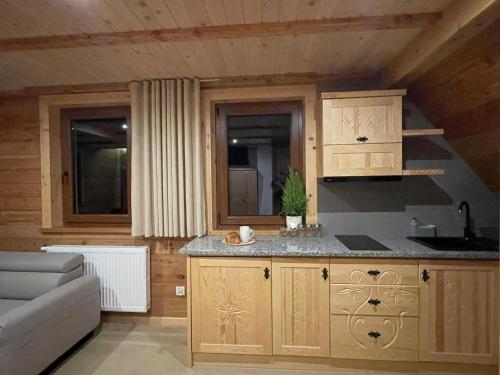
<box><xmin>0</xmin><ymin>275</ymin><xmax>100</xmax><ymax>349</ymax></box>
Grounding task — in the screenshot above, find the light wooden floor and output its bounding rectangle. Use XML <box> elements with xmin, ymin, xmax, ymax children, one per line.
<box><xmin>49</xmin><ymin>323</ymin><xmax>485</xmax><ymax>375</ymax></box>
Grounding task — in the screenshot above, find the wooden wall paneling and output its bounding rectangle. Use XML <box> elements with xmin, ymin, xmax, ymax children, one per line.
<box><xmin>0</xmin><ymin>95</ymin><xmax>190</xmax><ymax>317</ymax></box>
<box><xmin>408</xmin><ymin>19</ymin><xmax>500</xmax><ymax>193</ymax></box>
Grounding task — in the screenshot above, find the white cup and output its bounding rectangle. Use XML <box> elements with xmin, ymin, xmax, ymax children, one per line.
<box><xmin>239</xmin><ymin>226</ymin><xmax>254</xmax><ymax>243</ymax></box>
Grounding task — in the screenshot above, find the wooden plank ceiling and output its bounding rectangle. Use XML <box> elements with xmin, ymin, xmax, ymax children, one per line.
<box><xmin>0</xmin><ymin>0</ymin><xmax>453</xmax><ymax>90</ymax></box>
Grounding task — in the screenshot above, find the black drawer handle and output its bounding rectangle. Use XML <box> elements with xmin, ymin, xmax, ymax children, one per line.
<box><xmin>367</xmin><ymin>270</ymin><xmax>380</xmax><ymax>277</ymax></box>
<box><xmin>322</xmin><ymin>267</ymin><xmax>328</xmax><ymax>280</ymax></box>
<box><xmin>422</xmin><ymin>269</ymin><xmax>430</xmax><ymax>282</ymax></box>
<box><xmin>264</xmin><ymin>267</ymin><xmax>270</xmax><ymax>279</ymax></box>
<box><xmin>356</xmin><ymin>136</ymin><xmax>368</xmax><ymax>143</ymax></box>
<box><xmin>368</xmin><ymin>331</ymin><xmax>381</xmax><ymax>339</ymax></box>
<box><xmin>368</xmin><ymin>298</ymin><xmax>381</xmax><ymax>306</ymax></box>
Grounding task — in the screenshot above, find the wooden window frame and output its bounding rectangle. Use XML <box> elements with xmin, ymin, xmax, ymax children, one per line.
<box><xmin>215</xmin><ymin>101</ymin><xmax>303</xmax><ymax>228</ymax></box>
<box><xmin>60</xmin><ymin>106</ymin><xmax>131</xmax><ymax>225</ymax></box>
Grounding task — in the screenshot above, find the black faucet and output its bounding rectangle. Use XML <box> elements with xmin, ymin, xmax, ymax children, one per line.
<box><xmin>458</xmin><ymin>201</ymin><xmax>475</xmax><ymax>240</ymax></box>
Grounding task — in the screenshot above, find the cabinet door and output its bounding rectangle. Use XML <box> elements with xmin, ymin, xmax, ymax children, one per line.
<box><xmin>322</xmin><ymin>143</ymin><xmax>402</xmax><ymax>177</ymax></box>
<box><xmin>272</xmin><ymin>258</ymin><xmax>330</xmax><ymax>357</ymax></box>
<box><xmin>322</xmin><ymin>96</ymin><xmax>402</xmax><ymax>145</ymax></box>
<box><xmin>419</xmin><ymin>262</ymin><xmax>498</xmax><ymax>364</ymax></box>
<box><xmin>191</xmin><ymin>257</ymin><xmax>272</xmax><ymax>355</ymax></box>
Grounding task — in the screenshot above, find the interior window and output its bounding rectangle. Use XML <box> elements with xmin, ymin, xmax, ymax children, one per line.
<box><xmin>61</xmin><ymin>106</ymin><xmax>130</xmax><ymax>224</ymax></box>
<box><xmin>216</xmin><ymin>101</ymin><xmax>303</xmax><ymax>227</ymax></box>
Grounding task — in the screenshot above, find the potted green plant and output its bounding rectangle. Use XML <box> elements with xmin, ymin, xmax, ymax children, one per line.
<box><xmin>280</xmin><ymin>168</ymin><xmax>308</xmax><ymax>229</ymax></box>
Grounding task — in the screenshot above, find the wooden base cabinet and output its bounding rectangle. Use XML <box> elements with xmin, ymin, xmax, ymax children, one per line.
<box><xmin>188</xmin><ymin>257</ymin><xmax>499</xmax><ymax>372</ymax></box>
<box><xmin>271</xmin><ymin>258</ymin><xmax>330</xmax><ymax>357</ymax></box>
<box><xmin>419</xmin><ymin>261</ymin><xmax>498</xmax><ymax>365</ymax></box>
<box><xmin>190</xmin><ymin>258</ymin><xmax>272</xmax><ymax>355</ymax></box>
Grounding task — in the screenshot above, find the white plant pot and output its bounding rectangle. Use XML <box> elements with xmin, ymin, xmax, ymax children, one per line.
<box><xmin>286</xmin><ymin>215</ymin><xmax>302</xmax><ymax>229</ymax></box>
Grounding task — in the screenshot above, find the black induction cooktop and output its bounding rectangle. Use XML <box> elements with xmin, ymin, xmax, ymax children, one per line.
<box><xmin>335</xmin><ymin>235</ymin><xmax>391</xmax><ymax>251</ymax></box>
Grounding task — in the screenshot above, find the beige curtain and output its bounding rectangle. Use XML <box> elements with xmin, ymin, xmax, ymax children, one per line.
<box><xmin>129</xmin><ymin>79</ymin><xmax>205</xmax><ymax>238</ymax></box>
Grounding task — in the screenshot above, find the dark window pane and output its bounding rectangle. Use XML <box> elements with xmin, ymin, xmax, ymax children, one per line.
<box><xmin>71</xmin><ymin>117</ymin><xmax>128</xmax><ymax>215</ymax></box>
<box><xmin>227</xmin><ymin>114</ymin><xmax>291</xmax><ymax>216</ymax></box>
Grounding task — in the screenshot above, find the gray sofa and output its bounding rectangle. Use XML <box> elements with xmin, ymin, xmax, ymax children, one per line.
<box><xmin>0</xmin><ymin>251</ymin><xmax>100</xmax><ymax>375</ymax></box>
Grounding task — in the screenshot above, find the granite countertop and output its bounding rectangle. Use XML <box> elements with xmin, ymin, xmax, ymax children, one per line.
<box><xmin>179</xmin><ymin>235</ymin><xmax>499</xmax><ymax>260</ymax></box>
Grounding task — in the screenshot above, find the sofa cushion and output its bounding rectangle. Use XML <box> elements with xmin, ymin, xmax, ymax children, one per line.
<box><xmin>0</xmin><ymin>300</ymin><xmax>25</xmax><ymax>316</ymax></box>
<box><xmin>0</xmin><ymin>251</ymin><xmax>83</xmax><ymax>273</ymax></box>
<box><xmin>0</xmin><ymin>267</ymin><xmax>83</xmax><ymax>300</ymax></box>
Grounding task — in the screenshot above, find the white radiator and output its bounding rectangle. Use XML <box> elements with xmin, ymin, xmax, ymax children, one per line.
<box><xmin>42</xmin><ymin>245</ymin><xmax>150</xmax><ymax>313</ymax></box>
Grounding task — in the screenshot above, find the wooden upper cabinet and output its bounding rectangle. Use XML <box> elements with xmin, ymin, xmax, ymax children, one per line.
<box><xmin>419</xmin><ymin>261</ymin><xmax>498</xmax><ymax>365</ymax></box>
<box><xmin>190</xmin><ymin>257</ymin><xmax>272</xmax><ymax>355</ymax></box>
<box><xmin>272</xmin><ymin>258</ymin><xmax>330</xmax><ymax>357</ymax></box>
<box><xmin>320</xmin><ymin>90</ymin><xmax>406</xmax><ymax>177</ymax></box>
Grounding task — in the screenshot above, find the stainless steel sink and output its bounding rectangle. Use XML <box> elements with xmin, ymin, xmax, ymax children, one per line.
<box><xmin>407</xmin><ymin>236</ymin><xmax>499</xmax><ymax>251</ymax></box>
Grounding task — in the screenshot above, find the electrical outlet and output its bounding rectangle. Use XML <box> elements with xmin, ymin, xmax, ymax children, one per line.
<box><xmin>175</xmin><ymin>286</ymin><xmax>186</xmax><ymax>296</ymax></box>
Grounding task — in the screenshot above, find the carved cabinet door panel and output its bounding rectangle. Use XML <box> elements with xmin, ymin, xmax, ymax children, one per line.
<box><xmin>191</xmin><ymin>257</ymin><xmax>272</xmax><ymax>355</ymax></box>
<box><xmin>419</xmin><ymin>261</ymin><xmax>498</xmax><ymax>365</ymax></box>
<box><xmin>330</xmin><ymin>260</ymin><xmax>419</xmax><ymax>286</ymax></box>
<box><xmin>272</xmin><ymin>258</ymin><xmax>330</xmax><ymax>357</ymax></box>
<box><xmin>331</xmin><ymin>315</ymin><xmax>418</xmax><ymax>361</ymax></box>
<box><xmin>330</xmin><ymin>284</ymin><xmax>419</xmax><ymax>316</ymax></box>
<box><xmin>322</xmin><ymin>96</ymin><xmax>402</xmax><ymax>145</ymax></box>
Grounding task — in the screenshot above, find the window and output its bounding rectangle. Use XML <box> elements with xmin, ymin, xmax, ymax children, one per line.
<box><xmin>215</xmin><ymin>101</ymin><xmax>303</xmax><ymax>227</ymax></box>
<box><xmin>60</xmin><ymin>106</ymin><xmax>131</xmax><ymax>224</ymax></box>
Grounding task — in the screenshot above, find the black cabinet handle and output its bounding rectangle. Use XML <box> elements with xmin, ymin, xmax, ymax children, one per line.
<box><xmin>422</xmin><ymin>269</ymin><xmax>430</xmax><ymax>282</ymax></box>
<box><xmin>322</xmin><ymin>268</ymin><xmax>328</xmax><ymax>280</ymax></box>
<box><xmin>367</xmin><ymin>270</ymin><xmax>380</xmax><ymax>277</ymax></box>
<box><xmin>264</xmin><ymin>267</ymin><xmax>270</xmax><ymax>279</ymax></box>
<box><xmin>356</xmin><ymin>136</ymin><xmax>368</xmax><ymax>143</ymax></box>
<box><xmin>368</xmin><ymin>298</ymin><xmax>381</xmax><ymax>306</ymax></box>
<box><xmin>368</xmin><ymin>331</ymin><xmax>381</xmax><ymax>339</ymax></box>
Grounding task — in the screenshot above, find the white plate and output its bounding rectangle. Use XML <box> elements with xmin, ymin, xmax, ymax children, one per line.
<box><xmin>222</xmin><ymin>238</ymin><xmax>257</xmax><ymax>246</ymax></box>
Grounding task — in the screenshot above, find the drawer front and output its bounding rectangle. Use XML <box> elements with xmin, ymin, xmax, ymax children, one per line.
<box><xmin>330</xmin><ymin>284</ymin><xmax>419</xmax><ymax>316</ymax></box>
<box><xmin>330</xmin><ymin>261</ymin><xmax>418</xmax><ymax>286</ymax></box>
<box><xmin>331</xmin><ymin>315</ymin><xmax>418</xmax><ymax>361</ymax></box>
<box><xmin>322</xmin><ymin>143</ymin><xmax>402</xmax><ymax>177</ymax></box>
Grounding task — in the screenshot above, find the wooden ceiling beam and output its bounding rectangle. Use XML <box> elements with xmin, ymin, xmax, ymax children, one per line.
<box><xmin>0</xmin><ymin>12</ymin><xmax>441</xmax><ymax>52</ymax></box>
<box><xmin>381</xmin><ymin>0</ymin><xmax>500</xmax><ymax>88</ymax></box>
<box><xmin>0</xmin><ymin>72</ymin><xmax>377</xmax><ymax>98</ymax></box>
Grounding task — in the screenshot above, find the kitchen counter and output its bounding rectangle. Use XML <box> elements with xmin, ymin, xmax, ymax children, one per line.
<box><xmin>180</xmin><ymin>234</ymin><xmax>499</xmax><ymax>260</ymax></box>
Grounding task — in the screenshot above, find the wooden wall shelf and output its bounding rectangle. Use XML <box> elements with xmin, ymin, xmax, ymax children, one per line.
<box><xmin>402</xmin><ymin>129</ymin><xmax>444</xmax><ymax>137</ymax></box>
<box><xmin>402</xmin><ymin>169</ymin><xmax>444</xmax><ymax>176</ymax></box>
